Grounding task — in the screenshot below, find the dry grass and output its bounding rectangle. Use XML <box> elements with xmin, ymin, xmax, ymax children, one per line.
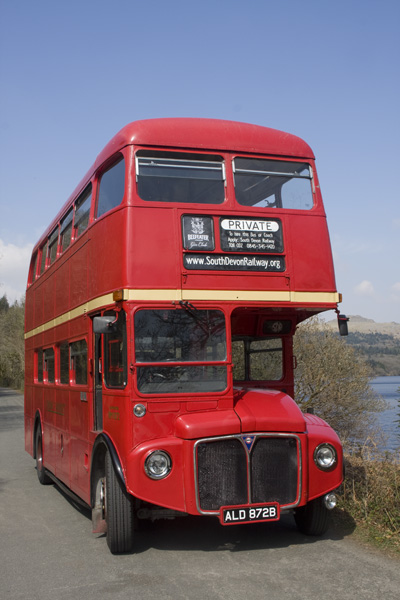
<box><xmin>334</xmin><ymin>450</ymin><xmax>400</xmax><ymax>553</ymax></box>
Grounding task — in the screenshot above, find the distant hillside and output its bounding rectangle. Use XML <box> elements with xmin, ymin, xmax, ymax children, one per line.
<box><xmin>326</xmin><ymin>316</ymin><xmax>400</xmax><ymax>376</ymax></box>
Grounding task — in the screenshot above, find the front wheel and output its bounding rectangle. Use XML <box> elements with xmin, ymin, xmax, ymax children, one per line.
<box><xmin>105</xmin><ymin>451</ymin><xmax>134</xmax><ymax>554</ymax></box>
<box><xmin>294</xmin><ymin>496</ymin><xmax>330</xmax><ymax>536</ymax></box>
<box><xmin>35</xmin><ymin>427</ymin><xmax>52</xmax><ymax>485</ymax></box>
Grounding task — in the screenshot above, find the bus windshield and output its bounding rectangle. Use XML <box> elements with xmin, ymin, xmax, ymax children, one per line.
<box><xmin>233</xmin><ymin>158</ymin><xmax>314</xmax><ymax>210</ymax></box>
<box><xmin>134</xmin><ymin>308</ymin><xmax>227</xmax><ymax>393</ymax></box>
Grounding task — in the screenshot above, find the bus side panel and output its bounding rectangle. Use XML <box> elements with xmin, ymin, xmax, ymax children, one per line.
<box><xmin>288</xmin><ymin>215</ymin><xmax>336</xmax><ymax>292</ymax></box>
<box><xmin>43</xmin><ymin>386</ymin><xmax>57</xmax><ymax>473</ymax></box>
<box><xmin>89</xmin><ymin>211</ymin><xmax>128</xmax><ymax>298</ymax></box>
<box><xmin>33</xmin><ymin>283</ymin><xmax>44</xmax><ymax>331</ymax></box>
<box><xmin>69</xmin><ymin>389</ymin><xmax>91</xmax><ymax>502</ymax></box>
<box><xmin>54</xmin><ymin>387</ymin><xmax>70</xmax><ymax>485</ymax></box>
<box><xmin>69</xmin><ymin>437</ymin><xmax>91</xmax><ymax>504</ymax></box>
<box><xmin>129</xmin><ymin>208</ymin><xmax>180</xmax><ymax>290</ymax></box>
<box><xmin>43</xmin><ymin>271</ymin><xmax>56</xmax><ymax>323</ymax></box>
<box><xmin>55</xmin><ymin>256</ymin><xmax>71</xmax><ymax>316</ymax></box>
<box><xmin>25</xmin><ymin>289</ymin><xmax>35</xmax><ymax>333</ymax></box>
<box><xmin>69</xmin><ymin>237</ymin><xmax>89</xmax><ymax>310</ymax></box>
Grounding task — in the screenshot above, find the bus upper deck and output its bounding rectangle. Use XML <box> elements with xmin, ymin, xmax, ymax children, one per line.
<box><xmin>26</xmin><ymin>118</ymin><xmax>339</xmax><ymax>338</ymax></box>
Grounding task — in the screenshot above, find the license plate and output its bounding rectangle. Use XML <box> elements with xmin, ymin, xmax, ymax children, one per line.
<box><xmin>220</xmin><ymin>503</ymin><xmax>280</xmax><ymax>525</ymax></box>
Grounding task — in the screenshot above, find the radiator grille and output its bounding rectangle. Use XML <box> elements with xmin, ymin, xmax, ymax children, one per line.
<box><xmin>196</xmin><ymin>435</ymin><xmax>299</xmax><ymax>512</ymax></box>
<box><xmin>196</xmin><ymin>439</ymin><xmax>248</xmax><ymax>510</ymax></box>
<box><xmin>251</xmin><ymin>437</ymin><xmax>298</xmax><ymax>504</ymax></box>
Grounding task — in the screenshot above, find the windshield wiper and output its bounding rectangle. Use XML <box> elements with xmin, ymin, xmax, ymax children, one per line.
<box><xmin>178</xmin><ymin>301</ymin><xmax>211</xmax><ymax>334</ymax></box>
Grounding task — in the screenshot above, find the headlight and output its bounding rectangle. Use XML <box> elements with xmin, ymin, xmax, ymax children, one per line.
<box><xmin>144</xmin><ymin>450</ymin><xmax>172</xmax><ymax>480</ymax></box>
<box><xmin>314</xmin><ymin>443</ymin><xmax>337</xmax><ymax>470</ymax></box>
<box><xmin>133</xmin><ymin>403</ymin><xmax>146</xmax><ymax>418</ymax></box>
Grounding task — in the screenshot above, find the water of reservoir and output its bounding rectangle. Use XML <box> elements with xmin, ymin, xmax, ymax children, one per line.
<box><xmin>371</xmin><ymin>376</ymin><xmax>400</xmax><ymax>452</ymax></box>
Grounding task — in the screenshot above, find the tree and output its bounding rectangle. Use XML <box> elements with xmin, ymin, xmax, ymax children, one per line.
<box><xmin>0</xmin><ymin>295</ymin><xmax>10</xmax><ymax>313</ymax></box>
<box><xmin>293</xmin><ymin>317</ymin><xmax>386</xmax><ymax>448</ymax></box>
<box><xmin>0</xmin><ymin>296</ymin><xmax>25</xmax><ymax>389</ymax></box>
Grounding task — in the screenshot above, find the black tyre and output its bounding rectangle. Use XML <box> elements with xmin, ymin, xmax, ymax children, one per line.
<box><xmin>105</xmin><ymin>450</ymin><xmax>134</xmax><ymax>554</ymax></box>
<box><xmin>35</xmin><ymin>427</ymin><xmax>52</xmax><ymax>485</ymax></box>
<box><xmin>294</xmin><ymin>496</ymin><xmax>330</xmax><ymax>536</ymax></box>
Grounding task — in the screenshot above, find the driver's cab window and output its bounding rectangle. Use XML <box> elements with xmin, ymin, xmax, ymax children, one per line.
<box><xmin>104</xmin><ymin>310</ymin><xmax>127</xmax><ymax>388</ymax></box>
<box><xmin>232</xmin><ymin>337</ymin><xmax>283</xmax><ymax>381</ymax></box>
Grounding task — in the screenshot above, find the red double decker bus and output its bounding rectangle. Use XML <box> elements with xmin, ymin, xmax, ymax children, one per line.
<box><xmin>25</xmin><ymin>118</ymin><xmax>345</xmax><ymax>553</ymax></box>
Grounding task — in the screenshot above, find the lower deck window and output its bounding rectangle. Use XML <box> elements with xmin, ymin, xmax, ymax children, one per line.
<box><xmin>70</xmin><ymin>340</ymin><xmax>88</xmax><ymax>385</ymax></box>
<box><xmin>35</xmin><ymin>341</ymin><xmax>87</xmax><ymax>386</ymax></box>
<box><xmin>44</xmin><ymin>348</ymin><xmax>55</xmax><ymax>383</ymax></box>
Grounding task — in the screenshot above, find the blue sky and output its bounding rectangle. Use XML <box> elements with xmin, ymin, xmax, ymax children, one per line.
<box><xmin>0</xmin><ymin>0</ymin><xmax>399</xmax><ymax>322</ymax></box>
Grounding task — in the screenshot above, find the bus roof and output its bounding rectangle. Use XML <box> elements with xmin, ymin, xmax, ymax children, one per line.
<box><xmin>97</xmin><ymin>118</ymin><xmax>315</xmax><ymax>166</ymax></box>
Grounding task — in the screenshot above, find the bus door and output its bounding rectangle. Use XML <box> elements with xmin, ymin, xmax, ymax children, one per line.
<box><xmin>92</xmin><ymin>310</ymin><xmax>128</xmax><ymax>432</ymax></box>
<box><xmin>93</xmin><ymin>327</ymin><xmax>103</xmax><ymax>431</ymax></box>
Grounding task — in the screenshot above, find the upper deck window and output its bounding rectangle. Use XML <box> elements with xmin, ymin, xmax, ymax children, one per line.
<box><xmin>233</xmin><ymin>158</ymin><xmax>314</xmax><ymax>210</ymax></box>
<box><xmin>40</xmin><ymin>241</ymin><xmax>48</xmax><ymax>274</ymax></box>
<box><xmin>48</xmin><ymin>227</ymin><xmax>59</xmax><ymax>265</ymax></box>
<box><xmin>60</xmin><ymin>209</ymin><xmax>73</xmax><ymax>253</ymax></box>
<box><xmin>136</xmin><ymin>152</ymin><xmax>225</xmax><ymax>204</ymax></box>
<box><xmin>74</xmin><ymin>185</ymin><xmax>92</xmax><ymax>237</ymax></box>
<box><xmin>97</xmin><ymin>156</ymin><xmax>125</xmax><ymax>218</ymax></box>
<box><xmin>29</xmin><ymin>253</ymin><xmax>38</xmax><ymax>284</ymax></box>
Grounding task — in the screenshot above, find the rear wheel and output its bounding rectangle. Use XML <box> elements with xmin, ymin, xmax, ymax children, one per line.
<box><xmin>35</xmin><ymin>427</ymin><xmax>52</xmax><ymax>485</ymax></box>
<box><xmin>105</xmin><ymin>450</ymin><xmax>134</xmax><ymax>554</ymax></box>
<box><xmin>294</xmin><ymin>496</ymin><xmax>330</xmax><ymax>536</ymax></box>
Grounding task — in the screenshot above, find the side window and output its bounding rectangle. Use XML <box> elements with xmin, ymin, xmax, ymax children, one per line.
<box><xmin>97</xmin><ymin>156</ymin><xmax>125</xmax><ymax>218</ymax></box>
<box><xmin>232</xmin><ymin>338</ymin><xmax>283</xmax><ymax>381</ymax></box>
<box><xmin>40</xmin><ymin>241</ymin><xmax>48</xmax><ymax>274</ymax></box>
<box><xmin>36</xmin><ymin>349</ymin><xmax>43</xmax><ymax>382</ymax></box>
<box><xmin>74</xmin><ymin>185</ymin><xmax>92</xmax><ymax>238</ymax></box>
<box><xmin>44</xmin><ymin>347</ymin><xmax>55</xmax><ymax>383</ymax></box>
<box><xmin>249</xmin><ymin>339</ymin><xmax>283</xmax><ymax>381</ymax></box>
<box><xmin>104</xmin><ymin>311</ymin><xmax>127</xmax><ymax>388</ymax></box>
<box><xmin>232</xmin><ymin>340</ymin><xmax>245</xmax><ymax>381</ymax></box>
<box><xmin>60</xmin><ymin>209</ymin><xmax>73</xmax><ymax>253</ymax></box>
<box><xmin>29</xmin><ymin>253</ymin><xmax>38</xmax><ymax>284</ymax></box>
<box><xmin>59</xmin><ymin>342</ymin><xmax>69</xmax><ymax>384</ymax></box>
<box><xmin>48</xmin><ymin>227</ymin><xmax>59</xmax><ymax>265</ymax></box>
<box><xmin>70</xmin><ymin>340</ymin><xmax>88</xmax><ymax>385</ymax></box>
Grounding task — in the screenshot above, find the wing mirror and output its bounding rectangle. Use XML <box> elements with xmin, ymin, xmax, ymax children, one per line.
<box><xmin>337</xmin><ymin>314</ymin><xmax>349</xmax><ymax>336</ymax></box>
<box><xmin>93</xmin><ymin>316</ymin><xmax>117</xmax><ymax>334</ymax></box>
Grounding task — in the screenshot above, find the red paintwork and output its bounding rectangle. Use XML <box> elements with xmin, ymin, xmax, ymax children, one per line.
<box><xmin>25</xmin><ymin>118</ymin><xmax>343</xmax><ymax>521</ymax></box>
<box><xmin>233</xmin><ymin>389</ymin><xmax>306</xmax><ymax>433</ymax></box>
<box><xmin>174</xmin><ymin>410</ymin><xmax>241</xmax><ymax>439</ymax></box>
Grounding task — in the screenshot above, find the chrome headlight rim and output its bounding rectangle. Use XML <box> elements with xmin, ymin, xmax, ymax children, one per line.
<box><xmin>144</xmin><ymin>450</ymin><xmax>172</xmax><ymax>480</ymax></box>
<box><xmin>314</xmin><ymin>443</ymin><xmax>337</xmax><ymax>471</ymax></box>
